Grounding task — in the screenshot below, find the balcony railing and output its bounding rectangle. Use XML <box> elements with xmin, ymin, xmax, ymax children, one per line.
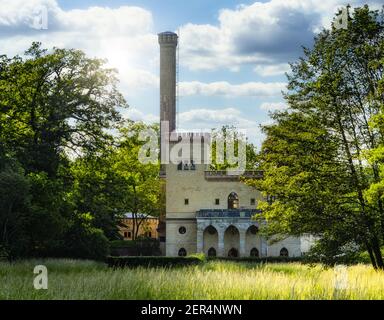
<box><xmin>196</xmin><ymin>209</ymin><xmax>261</xmax><ymax>218</ymax></box>
<box><xmin>204</xmin><ymin>170</ymin><xmax>263</xmax><ymax>180</ymax></box>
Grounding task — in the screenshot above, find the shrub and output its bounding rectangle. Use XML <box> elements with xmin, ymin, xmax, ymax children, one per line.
<box><xmin>207</xmin><ymin>256</ymin><xmax>304</xmax><ymax>263</ymax></box>
<box><xmin>106</xmin><ymin>256</ymin><xmax>203</xmax><ymax>268</ymax></box>
<box><xmin>109</xmin><ymin>238</ymin><xmax>161</xmax><ymax>256</ymax></box>
<box><xmin>304</xmin><ymin>239</ymin><xmax>363</xmax><ymax>265</ymax></box>
<box><xmin>106</xmin><ymin>255</ymin><xmax>303</xmax><ymax>268</ymax></box>
<box><xmin>109</xmin><ymin>240</ymin><xmax>137</xmax><ymax>248</ymax></box>
<box><xmin>49</xmin><ymin>213</ymin><xmax>111</xmax><ymax>261</ymax></box>
<box><xmin>187</xmin><ymin>253</ymin><xmax>206</xmax><ymax>261</ymax></box>
<box><xmin>62</xmin><ymin>227</ymin><xmax>110</xmax><ymax>261</ymax></box>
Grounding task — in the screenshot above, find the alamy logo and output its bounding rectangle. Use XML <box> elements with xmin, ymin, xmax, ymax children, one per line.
<box><xmin>334</xmin><ymin>265</ymin><xmax>348</xmax><ymax>290</ymax></box>
<box><xmin>33</xmin><ymin>265</ymin><xmax>48</xmax><ymax>290</ymax></box>
<box><xmin>138</xmin><ymin>121</ymin><xmax>247</xmax><ymax>173</ymax></box>
<box><xmin>333</xmin><ymin>7</ymin><xmax>348</xmax><ymax>30</ymax></box>
<box><xmin>31</xmin><ymin>5</ymin><xmax>48</xmax><ymax>30</ymax></box>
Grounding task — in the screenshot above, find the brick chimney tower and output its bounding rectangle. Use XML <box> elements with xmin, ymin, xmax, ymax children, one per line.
<box><xmin>158</xmin><ymin>31</ymin><xmax>178</xmax><ymax>133</ymax></box>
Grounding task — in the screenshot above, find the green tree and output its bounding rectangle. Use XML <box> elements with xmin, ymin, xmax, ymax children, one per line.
<box><xmin>113</xmin><ymin>121</ymin><xmax>162</xmax><ymax>240</ymax></box>
<box><xmin>0</xmin><ymin>42</ymin><xmax>126</xmax><ymax>175</ymax></box>
<box><xmin>0</xmin><ymin>161</ymin><xmax>30</xmax><ymax>259</ymax></box>
<box><xmin>70</xmin><ymin>153</ymin><xmax>129</xmax><ymax>240</ymax></box>
<box><xmin>247</xmin><ymin>5</ymin><xmax>384</xmax><ymax>268</ymax></box>
<box><xmin>210</xmin><ymin>125</ymin><xmax>259</xmax><ymax>170</ymax></box>
<box><xmin>0</xmin><ymin>158</ymin><xmax>71</xmax><ymax>259</ymax></box>
<box><xmin>61</xmin><ymin>212</ymin><xmax>110</xmax><ymax>261</ymax></box>
<box><xmin>70</xmin><ymin>121</ymin><xmax>162</xmax><ymax>241</ymax></box>
<box><xmin>0</xmin><ymin>43</ymin><xmax>127</xmax><ymax>259</ymax></box>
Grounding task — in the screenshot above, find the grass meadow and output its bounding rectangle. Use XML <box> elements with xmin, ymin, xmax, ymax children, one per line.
<box><xmin>1</xmin><ymin>259</ymin><xmax>384</xmax><ymax>299</ymax></box>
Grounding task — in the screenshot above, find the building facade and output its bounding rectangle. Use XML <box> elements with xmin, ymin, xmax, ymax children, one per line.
<box><xmin>119</xmin><ymin>213</ymin><xmax>159</xmax><ymax>240</ymax></box>
<box><xmin>164</xmin><ymin>153</ymin><xmax>304</xmax><ymax>258</ymax></box>
<box><xmin>158</xmin><ymin>31</ymin><xmax>309</xmax><ymax>257</ymax></box>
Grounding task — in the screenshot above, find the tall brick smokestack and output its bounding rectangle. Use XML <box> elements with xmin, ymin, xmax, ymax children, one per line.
<box><xmin>158</xmin><ymin>31</ymin><xmax>178</xmax><ymax>133</ymax></box>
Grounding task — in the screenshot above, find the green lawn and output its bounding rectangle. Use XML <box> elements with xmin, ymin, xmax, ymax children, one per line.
<box><xmin>0</xmin><ymin>259</ymin><xmax>383</xmax><ymax>299</ymax></box>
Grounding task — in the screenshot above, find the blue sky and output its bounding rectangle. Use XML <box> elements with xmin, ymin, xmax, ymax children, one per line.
<box><xmin>0</xmin><ymin>0</ymin><xmax>381</xmax><ymax>147</ymax></box>
<box><xmin>57</xmin><ymin>0</ymin><xmax>258</xmax><ymax>29</ymax></box>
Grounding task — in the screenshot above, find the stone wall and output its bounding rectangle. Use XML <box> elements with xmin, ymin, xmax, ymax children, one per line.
<box><xmin>166</xmin><ymin>218</ymin><xmax>197</xmax><ymax>256</ymax></box>
<box><xmin>267</xmin><ymin>236</ymin><xmax>302</xmax><ymax>257</ymax></box>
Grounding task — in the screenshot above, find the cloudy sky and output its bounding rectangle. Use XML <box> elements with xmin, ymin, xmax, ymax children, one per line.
<box><xmin>0</xmin><ymin>0</ymin><xmax>380</xmax><ymax>148</ymax></box>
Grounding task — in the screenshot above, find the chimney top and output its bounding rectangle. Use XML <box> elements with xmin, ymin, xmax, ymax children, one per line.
<box><xmin>158</xmin><ymin>31</ymin><xmax>178</xmax><ymax>45</ymax></box>
<box><xmin>158</xmin><ymin>31</ymin><xmax>177</xmax><ymax>35</ymax></box>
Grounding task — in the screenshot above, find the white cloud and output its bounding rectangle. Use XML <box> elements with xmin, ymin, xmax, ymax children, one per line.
<box><xmin>179</xmin><ymin>0</ymin><xmax>381</xmax><ymax>72</ymax></box>
<box><xmin>0</xmin><ymin>0</ymin><xmax>159</xmax><ymax>95</ymax></box>
<box><xmin>178</xmin><ymin>107</ymin><xmax>263</xmax><ymax>145</ymax></box>
<box><xmin>123</xmin><ymin>107</ymin><xmax>158</xmax><ymax>123</ymax></box>
<box><xmin>57</xmin><ymin>6</ymin><xmax>153</xmax><ymax>35</ymax></box>
<box><xmin>179</xmin><ymin>22</ymin><xmax>268</xmax><ymax>72</ymax></box>
<box><xmin>254</xmin><ymin>64</ymin><xmax>291</xmax><ymax>77</ymax></box>
<box><xmin>180</xmin><ymin>81</ymin><xmax>286</xmax><ymax>97</ymax></box>
<box><xmin>180</xmin><ymin>108</ymin><xmax>243</xmax><ymax>125</ymax></box>
<box><xmin>0</xmin><ymin>0</ymin><xmax>59</xmax><ymax>28</ymax></box>
<box><xmin>260</xmin><ymin>102</ymin><xmax>287</xmax><ymax>111</ymax></box>
<box><xmin>122</xmin><ymin>106</ymin><xmax>264</xmax><ymax>145</ymax></box>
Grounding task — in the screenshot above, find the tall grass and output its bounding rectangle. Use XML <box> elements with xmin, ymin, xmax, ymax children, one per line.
<box><xmin>0</xmin><ymin>259</ymin><xmax>383</xmax><ymax>299</ymax></box>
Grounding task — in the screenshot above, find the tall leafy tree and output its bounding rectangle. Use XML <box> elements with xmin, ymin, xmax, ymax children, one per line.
<box><xmin>0</xmin><ymin>43</ymin><xmax>127</xmax><ymax>259</ymax></box>
<box><xmin>70</xmin><ymin>121</ymin><xmax>162</xmax><ymax>241</ymax></box>
<box><xmin>0</xmin><ymin>42</ymin><xmax>126</xmax><ymax>175</ymax></box>
<box><xmin>247</xmin><ymin>5</ymin><xmax>384</xmax><ymax>268</ymax></box>
<box><xmin>210</xmin><ymin>125</ymin><xmax>259</xmax><ymax>170</ymax></box>
<box><xmin>0</xmin><ymin>160</ymin><xmax>30</xmax><ymax>258</ymax></box>
<box><xmin>114</xmin><ymin>121</ymin><xmax>162</xmax><ymax>240</ymax></box>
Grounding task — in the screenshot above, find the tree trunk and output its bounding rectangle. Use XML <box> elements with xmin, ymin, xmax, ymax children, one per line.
<box><xmin>371</xmin><ymin>236</ymin><xmax>384</xmax><ymax>269</ymax></box>
<box><xmin>334</xmin><ymin>102</ymin><xmax>383</xmax><ymax>269</ymax></box>
<box><xmin>365</xmin><ymin>241</ymin><xmax>377</xmax><ymax>269</ymax></box>
<box><xmin>132</xmin><ymin>212</ymin><xmax>137</xmax><ymax>241</ymax></box>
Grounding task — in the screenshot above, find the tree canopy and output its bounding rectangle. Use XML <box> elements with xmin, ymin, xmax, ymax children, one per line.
<box><xmin>0</xmin><ymin>43</ymin><xmax>162</xmax><ymax>259</ymax></box>
<box><xmin>247</xmin><ymin>5</ymin><xmax>384</xmax><ymax>268</ymax></box>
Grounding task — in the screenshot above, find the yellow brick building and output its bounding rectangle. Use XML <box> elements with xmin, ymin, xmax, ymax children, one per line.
<box><xmin>119</xmin><ymin>213</ymin><xmax>159</xmax><ymax>240</ymax></box>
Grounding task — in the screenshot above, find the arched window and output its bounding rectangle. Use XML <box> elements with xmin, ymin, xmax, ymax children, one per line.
<box><xmin>226</xmin><ymin>225</ymin><xmax>238</xmax><ymax>235</ymax></box>
<box><xmin>280</xmin><ymin>247</ymin><xmax>289</xmax><ymax>257</ymax></box>
<box><xmin>208</xmin><ymin>247</ymin><xmax>216</xmax><ymax>257</ymax></box>
<box><xmin>250</xmin><ymin>248</ymin><xmax>259</xmax><ymax>257</ymax></box>
<box><xmin>228</xmin><ymin>248</ymin><xmax>238</xmax><ymax>257</ymax></box>
<box><xmin>206</xmin><ymin>225</ymin><xmax>217</xmax><ymax>235</ymax></box>
<box><xmin>248</xmin><ymin>225</ymin><xmax>258</xmax><ymax>235</ymax></box>
<box><xmin>178</xmin><ymin>248</ymin><xmax>187</xmax><ymax>256</ymax></box>
<box><xmin>228</xmin><ymin>192</ymin><xmax>239</xmax><ymax>209</ymax></box>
